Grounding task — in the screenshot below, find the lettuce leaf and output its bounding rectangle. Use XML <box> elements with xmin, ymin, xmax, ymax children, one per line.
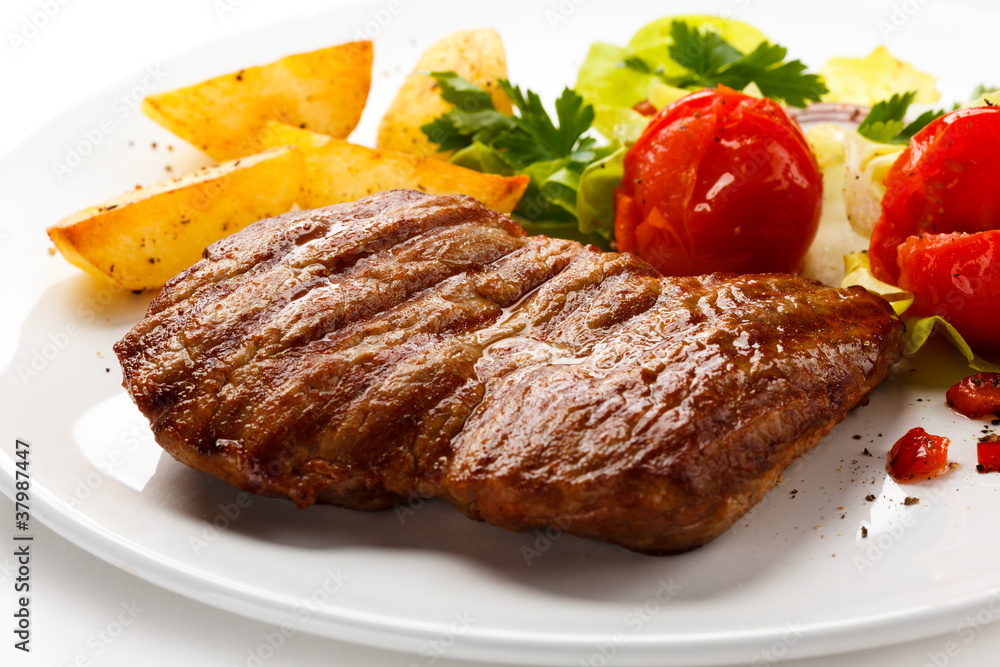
<box><xmin>820</xmin><ymin>46</ymin><xmax>940</xmax><ymax>106</ymax></box>
<box><xmin>841</xmin><ymin>251</ymin><xmax>913</xmax><ymax>315</ymax></box>
<box><xmin>577</xmin><ymin>145</ymin><xmax>626</xmax><ymax>239</ymax></box>
<box><xmin>574</xmin><ymin>15</ymin><xmax>824</xmax><ymax>111</ymax></box>
<box><xmin>841</xmin><ymin>251</ymin><xmax>1000</xmax><ymax>371</ymax></box>
<box><xmin>904</xmin><ymin>317</ymin><xmax>1000</xmax><ymax>372</ymax></box>
<box><xmin>592</xmin><ymin>106</ymin><xmax>649</xmax><ymax>145</ymax></box>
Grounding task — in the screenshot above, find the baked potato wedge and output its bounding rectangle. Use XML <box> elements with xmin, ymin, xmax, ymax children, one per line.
<box><xmin>47</xmin><ymin>146</ymin><xmax>305</xmax><ymax>291</ymax></box>
<box><xmin>377</xmin><ymin>29</ymin><xmax>511</xmax><ymax>160</ymax></box>
<box><xmin>142</xmin><ymin>41</ymin><xmax>371</xmax><ymax>161</ymax></box>
<box><xmin>261</xmin><ymin>122</ymin><xmax>528</xmax><ymax>213</ymax></box>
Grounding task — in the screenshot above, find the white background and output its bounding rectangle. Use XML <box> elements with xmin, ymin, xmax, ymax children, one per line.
<box><xmin>3</xmin><ymin>0</ymin><xmax>1000</xmax><ymax>666</ymax></box>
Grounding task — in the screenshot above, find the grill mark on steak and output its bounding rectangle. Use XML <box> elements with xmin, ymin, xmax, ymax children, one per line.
<box><xmin>115</xmin><ymin>190</ymin><xmax>904</xmax><ymax>554</ymax></box>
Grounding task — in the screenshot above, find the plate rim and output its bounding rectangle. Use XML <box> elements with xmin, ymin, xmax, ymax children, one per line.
<box><xmin>4</xmin><ymin>1</ymin><xmax>1000</xmax><ymax>664</ymax></box>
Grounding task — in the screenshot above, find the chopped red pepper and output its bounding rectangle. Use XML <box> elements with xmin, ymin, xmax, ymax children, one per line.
<box><xmin>632</xmin><ymin>100</ymin><xmax>658</xmax><ymax>117</ymax></box>
<box><xmin>886</xmin><ymin>427</ymin><xmax>950</xmax><ymax>482</ymax></box>
<box><xmin>947</xmin><ymin>372</ymin><xmax>1000</xmax><ymax>418</ymax></box>
<box><xmin>978</xmin><ymin>436</ymin><xmax>1000</xmax><ymax>473</ymax></box>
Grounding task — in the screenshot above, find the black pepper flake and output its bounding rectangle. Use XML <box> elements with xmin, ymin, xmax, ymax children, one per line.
<box><xmin>105</xmin><ymin>368</ymin><xmax>110</xmax><ymax>373</ymax></box>
<box><xmin>861</xmin><ymin>526</ymin><xmax>868</xmax><ymax>538</ymax></box>
<box><xmin>131</xmin><ymin>289</ymin><xmax>143</xmax><ymax>295</ymax></box>
<box><xmin>236</xmin><ymin>70</ymin><xmax>245</xmax><ymax>81</ymax></box>
<box><xmin>865</xmin><ymin>494</ymin><xmax>876</xmax><ymax>502</ymax></box>
<box><xmin>903</xmin><ymin>497</ymin><xmax>919</xmax><ymax>506</ymax></box>
<box><xmin>852</xmin><ymin>435</ymin><xmax>862</xmax><ymax>440</ymax></box>
<box><xmin>863</xmin><ymin>448</ymin><xmax>872</xmax><ymax>457</ymax></box>
<box><xmin>977</xmin><ymin>464</ymin><xmax>986</xmax><ymax>473</ymax></box>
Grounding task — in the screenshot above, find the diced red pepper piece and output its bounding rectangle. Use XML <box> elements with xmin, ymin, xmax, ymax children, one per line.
<box><xmin>946</xmin><ymin>373</ymin><xmax>1000</xmax><ymax>419</ymax></box>
<box><xmin>886</xmin><ymin>427</ymin><xmax>950</xmax><ymax>482</ymax></box>
<box><xmin>977</xmin><ymin>438</ymin><xmax>1000</xmax><ymax>473</ymax></box>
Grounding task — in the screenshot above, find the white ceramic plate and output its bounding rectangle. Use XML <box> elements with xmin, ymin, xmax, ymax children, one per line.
<box><xmin>3</xmin><ymin>1</ymin><xmax>1000</xmax><ymax>665</ymax></box>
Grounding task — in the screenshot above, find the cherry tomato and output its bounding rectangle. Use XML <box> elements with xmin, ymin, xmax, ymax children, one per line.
<box><xmin>869</xmin><ymin>106</ymin><xmax>1000</xmax><ymax>284</ymax></box>
<box><xmin>614</xmin><ymin>86</ymin><xmax>822</xmax><ymax>276</ymax></box>
<box><xmin>946</xmin><ymin>372</ymin><xmax>1000</xmax><ymax>418</ymax></box>
<box><xmin>885</xmin><ymin>427</ymin><xmax>950</xmax><ymax>482</ymax></box>
<box><xmin>978</xmin><ymin>436</ymin><xmax>1000</xmax><ymax>473</ymax></box>
<box><xmin>896</xmin><ymin>231</ymin><xmax>1000</xmax><ymax>351</ymax></box>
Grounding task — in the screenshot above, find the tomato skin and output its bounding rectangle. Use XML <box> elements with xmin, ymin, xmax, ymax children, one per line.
<box><xmin>946</xmin><ymin>372</ymin><xmax>1000</xmax><ymax>418</ymax></box>
<box><xmin>886</xmin><ymin>427</ymin><xmax>950</xmax><ymax>482</ymax></box>
<box><xmin>614</xmin><ymin>86</ymin><xmax>822</xmax><ymax>276</ymax></box>
<box><xmin>896</xmin><ymin>231</ymin><xmax>1000</xmax><ymax>351</ymax></box>
<box><xmin>869</xmin><ymin>106</ymin><xmax>1000</xmax><ymax>284</ymax></box>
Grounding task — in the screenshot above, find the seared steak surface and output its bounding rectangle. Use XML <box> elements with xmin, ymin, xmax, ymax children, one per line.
<box><xmin>115</xmin><ymin>190</ymin><xmax>903</xmax><ymax>553</ymax></box>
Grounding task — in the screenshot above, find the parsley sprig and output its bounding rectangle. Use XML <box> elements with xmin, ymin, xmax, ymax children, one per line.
<box><xmin>420</xmin><ymin>71</ymin><xmax>615</xmax><ymax>246</ymax></box>
<box><xmin>421</xmin><ymin>72</ymin><xmax>598</xmax><ymax>167</ymax></box>
<box><xmin>857</xmin><ymin>91</ymin><xmax>946</xmax><ymax>144</ymax></box>
<box><xmin>624</xmin><ymin>20</ymin><xmax>827</xmax><ymax>107</ymax></box>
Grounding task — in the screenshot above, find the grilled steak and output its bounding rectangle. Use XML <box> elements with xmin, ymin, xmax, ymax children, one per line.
<box><xmin>115</xmin><ymin>190</ymin><xmax>904</xmax><ymax>554</ymax></box>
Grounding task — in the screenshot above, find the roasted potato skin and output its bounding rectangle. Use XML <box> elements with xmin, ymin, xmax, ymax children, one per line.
<box><xmin>377</xmin><ymin>29</ymin><xmax>511</xmax><ymax>160</ymax></box>
<box><xmin>47</xmin><ymin>146</ymin><xmax>306</xmax><ymax>291</ymax></box>
<box><xmin>142</xmin><ymin>41</ymin><xmax>372</xmax><ymax>161</ymax></box>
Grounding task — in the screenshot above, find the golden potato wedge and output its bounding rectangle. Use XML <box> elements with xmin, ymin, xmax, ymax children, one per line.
<box><xmin>377</xmin><ymin>29</ymin><xmax>511</xmax><ymax>160</ymax></box>
<box><xmin>47</xmin><ymin>146</ymin><xmax>305</xmax><ymax>291</ymax></box>
<box><xmin>261</xmin><ymin>122</ymin><xmax>528</xmax><ymax>213</ymax></box>
<box><xmin>142</xmin><ymin>41</ymin><xmax>372</xmax><ymax>161</ymax></box>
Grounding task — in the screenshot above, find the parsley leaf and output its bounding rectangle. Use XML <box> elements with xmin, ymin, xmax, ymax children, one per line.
<box><xmin>667</xmin><ymin>20</ymin><xmax>744</xmax><ymax>86</ymax></box>
<box><xmin>420</xmin><ymin>72</ymin><xmax>516</xmax><ymax>153</ymax></box>
<box><xmin>858</xmin><ymin>91</ymin><xmax>945</xmax><ymax>144</ymax></box>
<box><xmin>420</xmin><ymin>72</ymin><xmax>611</xmax><ymax>246</ymax></box>
<box><xmin>972</xmin><ymin>83</ymin><xmax>999</xmax><ymax>99</ymax></box>
<box><xmin>857</xmin><ymin>91</ymin><xmax>915</xmax><ymax>143</ymax></box>
<box><xmin>713</xmin><ymin>42</ymin><xmax>826</xmax><ymax>108</ymax></box>
<box><xmin>623</xmin><ymin>20</ymin><xmax>827</xmax><ymax>107</ymax></box>
<box><xmin>424</xmin><ymin>70</ymin><xmax>494</xmax><ymax>110</ymax></box>
<box><xmin>420</xmin><ymin>73</ymin><xmax>596</xmax><ymax>167</ymax></box>
<box><xmin>622</xmin><ymin>54</ymin><xmax>656</xmax><ymax>75</ymax></box>
<box><xmin>492</xmin><ymin>82</ymin><xmax>597</xmax><ymax>166</ymax></box>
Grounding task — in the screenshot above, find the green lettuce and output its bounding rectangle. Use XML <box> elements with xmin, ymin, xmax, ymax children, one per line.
<box><xmin>904</xmin><ymin>317</ymin><xmax>1000</xmax><ymax>373</ymax></box>
<box><xmin>841</xmin><ymin>251</ymin><xmax>1000</xmax><ymax>371</ymax></box>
